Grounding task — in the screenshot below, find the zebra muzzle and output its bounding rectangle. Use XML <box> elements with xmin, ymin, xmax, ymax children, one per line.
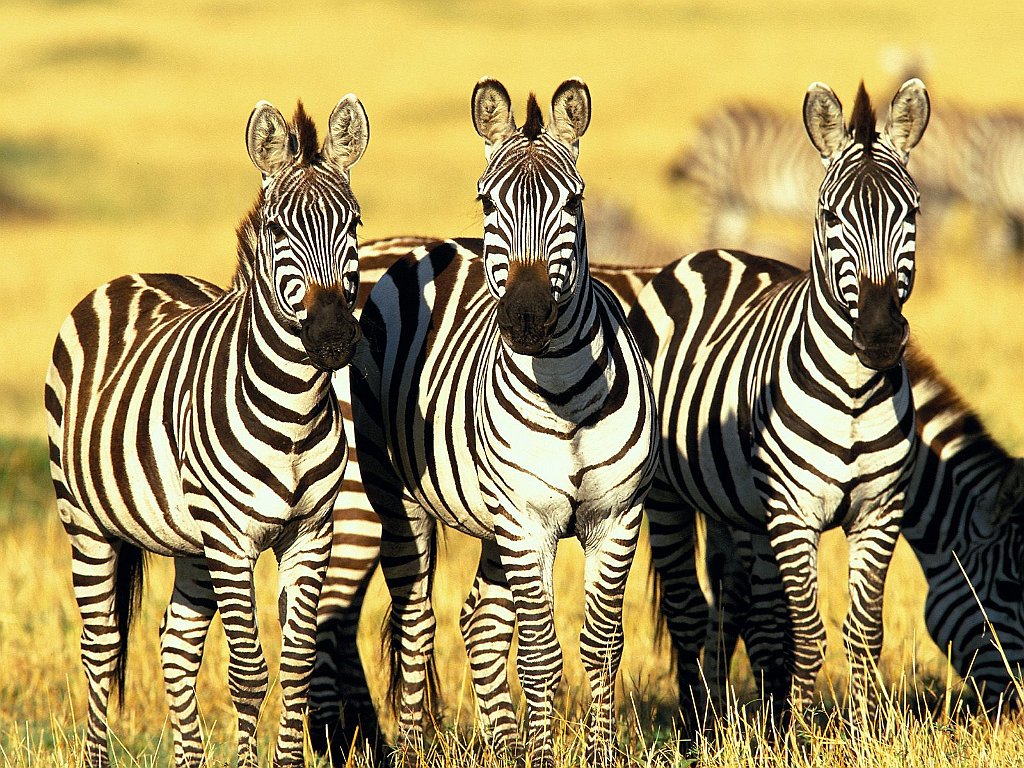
<box><xmin>853</xmin><ymin>274</ymin><xmax>909</xmax><ymax>371</ymax></box>
<box><xmin>496</xmin><ymin>263</ymin><xmax>558</xmax><ymax>356</ymax></box>
<box><xmin>300</xmin><ymin>287</ymin><xmax>361</xmax><ymax>371</ymax></box>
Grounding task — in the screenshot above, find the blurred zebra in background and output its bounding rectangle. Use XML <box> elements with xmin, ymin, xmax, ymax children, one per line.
<box><xmin>352</xmin><ymin>79</ymin><xmax>657</xmax><ymax>768</ymax></box>
<box><xmin>696</xmin><ymin>344</ymin><xmax>1024</xmax><ymax>714</ymax></box>
<box><xmin>632</xmin><ymin>79</ymin><xmax>931</xmax><ymax>734</ymax></box>
<box><xmin>46</xmin><ymin>97</ymin><xmax>369</xmax><ymax>768</ymax></box>
<box><xmin>668</xmin><ymin>91</ymin><xmax>1024</xmax><ymax>263</ymax></box>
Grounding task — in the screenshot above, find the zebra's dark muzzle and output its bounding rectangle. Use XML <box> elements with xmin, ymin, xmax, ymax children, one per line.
<box><xmin>300</xmin><ymin>287</ymin><xmax>361</xmax><ymax>371</ymax></box>
<box><xmin>497</xmin><ymin>261</ymin><xmax>558</xmax><ymax>356</ymax></box>
<box><xmin>853</xmin><ymin>274</ymin><xmax>909</xmax><ymax>370</ymax></box>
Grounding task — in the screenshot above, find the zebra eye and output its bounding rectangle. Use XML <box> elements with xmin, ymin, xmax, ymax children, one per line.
<box><xmin>478</xmin><ymin>194</ymin><xmax>496</xmax><ymax>215</ymax></box>
<box><xmin>822</xmin><ymin>209</ymin><xmax>841</xmax><ymax>228</ymax></box>
<box><xmin>564</xmin><ymin>193</ymin><xmax>583</xmax><ymax>215</ymax></box>
<box><xmin>347</xmin><ymin>216</ymin><xmax>362</xmax><ymax>236</ymax></box>
<box><xmin>267</xmin><ymin>220</ymin><xmax>287</xmax><ymax>242</ymax></box>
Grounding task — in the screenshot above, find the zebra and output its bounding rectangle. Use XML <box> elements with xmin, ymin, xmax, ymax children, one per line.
<box><xmin>45</xmin><ymin>96</ymin><xmax>369</xmax><ymax>768</ymax></box>
<box><xmin>350</xmin><ymin>78</ymin><xmax>658</xmax><ymax>768</ymax></box>
<box><xmin>695</xmin><ymin>343</ymin><xmax>1024</xmax><ymax>715</ymax></box>
<box><xmin>627</xmin><ymin>79</ymin><xmax>931</xmax><ymax>733</ymax></box>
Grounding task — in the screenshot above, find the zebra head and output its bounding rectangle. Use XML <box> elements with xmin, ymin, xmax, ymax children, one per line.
<box><xmin>246</xmin><ymin>97</ymin><xmax>369</xmax><ymax>371</ymax></box>
<box><xmin>804</xmin><ymin>79</ymin><xmax>930</xmax><ymax>371</ymax></box>
<box><xmin>472</xmin><ymin>78</ymin><xmax>591</xmax><ymax>356</ymax></box>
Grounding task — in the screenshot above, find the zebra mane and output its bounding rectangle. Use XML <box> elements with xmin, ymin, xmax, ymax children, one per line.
<box><xmin>848</xmin><ymin>81</ymin><xmax>877</xmax><ymax>146</ymax></box>
<box><xmin>904</xmin><ymin>342</ymin><xmax>1008</xmax><ymax>462</ymax></box>
<box><xmin>291</xmin><ymin>100</ymin><xmax>320</xmax><ymax>166</ymax></box>
<box><xmin>522</xmin><ymin>93</ymin><xmax>545</xmax><ymax>140</ymax></box>
<box><xmin>231</xmin><ymin>189</ymin><xmax>262</xmax><ymax>290</ymax></box>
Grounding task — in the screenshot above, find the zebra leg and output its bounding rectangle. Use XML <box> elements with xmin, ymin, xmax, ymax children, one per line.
<box><xmin>159</xmin><ymin>556</ymin><xmax>217</xmax><ymax>766</ymax></box>
<box><xmin>737</xmin><ymin>532</ymin><xmax>792</xmax><ymax>735</ymax></box>
<box><xmin>272</xmin><ymin>513</ymin><xmax>334</xmax><ymax>768</ymax></box>
<box><xmin>380</xmin><ymin>503</ymin><xmax>438</xmax><ymax>761</ymax></box>
<box><xmin>495</xmin><ymin>520</ymin><xmax>561</xmax><ymax>768</ymax></box>
<box><xmin>67</xmin><ymin>526</ymin><xmax>120</xmax><ymax>768</ymax></box>
<box><xmin>459</xmin><ymin>539</ymin><xmax>518</xmax><ymax>758</ymax></box>
<box><xmin>645</xmin><ymin>480</ymin><xmax>709</xmax><ymax>742</ymax></box>
<box><xmin>842</xmin><ymin>518</ymin><xmax>900</xmax><ymax>716</ymax></box>
<box><xmin>578</xmin><ymin>502</ymin><xmax>643</xmax><ymax>768</ymax></box>
<box><xmin>701</xmin><ymin>518</ymin><xmax>752</xmax><ymax>719</ymax></box>
<box><xmin>766</xmin><ymin>522</ymin><xmax>826</xmax><ymax>710</ymax></box>
<box><xmin>309</xmin><ymin>504</ymin><xmax>382</xmax><ymax>766</ymax></box>
<box><xmin>204</xmin><ymin>546</ymin><xmax>267</xmax><ymax>768</ymax></box>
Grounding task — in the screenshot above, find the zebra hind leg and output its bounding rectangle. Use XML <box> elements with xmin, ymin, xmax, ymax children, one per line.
<box><xmin>272</xmin><ymin>512</ymin><xmax>334</xmax><ymax>768</ymax></box>
<box><xmin>159</xmin><ymin>556</ymin><xmax>217</xmax><ymax>766</ymax></box>
<box><xmin>459</xmin><ymin>539</ymin><xmax>519</xmax><ymax>760</ymax></box>
<box><xmin>645</xmin><ymin>485</ymin><xmax>711</xmax><ymax>746</ymax></box>
<box><xmin>309</xmin><ymin>506</ymin><xmax>383</xmax><ymax>766</ymax></box>
<box><xmin>67</xmin><ymin>527</ymin><xmax>124</xmax><ymax>768</ymax></box>
<box><xmin>379</xmin><ymin>504</ymin><xmax>439</xmax><ymax>766</ymax></box>
<box><xmin>578</xmin><ymin>502</ymin><xmax>643</xmax><ymax>768</ymax></box>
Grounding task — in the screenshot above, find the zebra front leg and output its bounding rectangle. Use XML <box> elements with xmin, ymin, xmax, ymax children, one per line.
<box><xmin>204</xmin><ymin>543</ymin><xmax>267</xmax><ymax>768</ymax></box>
<box><xmin>160</xmin><ymin>557</ymin><xmax>217</xmax><ymax>766</ymax></box>
<box><xmin>310</xmin><ymin>504</ymin><xmax>383</xmax><ymax>766</ymax></box>
<box><xmin>459</xmin><ymin>539</ymin><xmax>519</xmax><ymax>759</ymax></box>
<box><xmin>765</xmin><ymin>520</ymin><xmax>826</xmax><ymax>710</ymax></box>
<box><xmin>67</xmin><ymin>527</ymin><xmax>121</xmax><ymax>768</ymax></box>
<box><xmin>578</xmin><ymin>503</ymin><xmax>643</xmax><ymax>768</ymax></box>
<box><xmin>380</xmin><ymin>504</ymin><xmax>439</xmax><ymax>764</ymax></box>
<box><xmin>496</xmin><ymin>519</ymin><xmax>561</xmax><ymax>768</ymax></box>
<box><xmin>842</xmin><ymin>518</ymin><xmax>900</xmax><ymax>718</ymax></box>
<box><xmin>645</xmin><ymin>482</ymin><xmax>709</xmax><ymax>743</ymax></box>
<box><xmin>272</xmin><ymin>514</ymin><xmax>334</xmax><ymax>767</ymax></box>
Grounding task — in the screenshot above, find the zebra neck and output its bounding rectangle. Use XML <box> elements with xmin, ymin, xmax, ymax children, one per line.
<box><xmin>804</xmin><ymin>260</ymin><xmax>896</xmax><ymax>391</ymax></box>
<box><xmin>490</xmin><ymin>272</ymin><xmax>613</xmax><ymax>406</ymax></box>
<box><xmin>239</xmin><ymin>280</ymin><xmax>334</xmax><ymax>416</ymax></box>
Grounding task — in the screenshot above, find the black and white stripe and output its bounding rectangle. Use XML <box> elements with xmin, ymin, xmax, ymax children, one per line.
<box><xmin>628</xmin><ymin>80</ymin><xmax>930</xmax><ymax>732</ymax></box>
<box><xmin>45</xmin><ymin>97</ymin><xmax>369</xmax><ymax>768</ymax></box>
<box><xmin>696</xmin><ymin>344</ymin><xmax>1024</xmax><ymax>714</ymax></box>
<box><xmin>351</xmin><ymin>78</ymin><xmax>657</xmax><ymax>768</ymax></box>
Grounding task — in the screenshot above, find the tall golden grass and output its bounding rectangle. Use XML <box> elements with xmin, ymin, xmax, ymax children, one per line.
<box><xmin>2</xmin><ymin>0</ymin><xmax>1023</xmax><ymax>765</ymax></box>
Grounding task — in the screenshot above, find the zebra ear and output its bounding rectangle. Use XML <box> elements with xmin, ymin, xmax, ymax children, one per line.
<box><xmin>883</xmin><ymin>78</ymin><xmax>930</xmax><ymax>163</ymax></box>
<box><xmin>473</xmin><ymin>78</ymin><xmax>517</xmax><ymax>159</ymax></box>
<box><xmin>247</xmin><ymin>100</ymin><xmax>296</xmax><ymax>177</ymax></box>
<box><xmin>323</xmin><ymin>94</ymin><xmax>370</xmax><ymax>173</ymax></box>
<box><xmin>549</xmin><ymin>78</ymin><xmax>591</xmax><ymax>156</ymax></box>
<box><xmin>803</xmin><ymin>82</ymin><xmax>850</xmax><ymax>165</ymax></box>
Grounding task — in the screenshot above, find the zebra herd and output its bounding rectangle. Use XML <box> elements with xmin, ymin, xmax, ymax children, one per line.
<box><xmin>44</xmin><ymin>76</ymin><xmax>1023</xmax><ymax>768</ymax></box>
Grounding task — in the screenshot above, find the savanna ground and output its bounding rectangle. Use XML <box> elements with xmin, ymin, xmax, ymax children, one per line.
<box><xmin>2</xmin><ymin>1</ymin><xmax>1023</xmax><ymax>765</ymax></box>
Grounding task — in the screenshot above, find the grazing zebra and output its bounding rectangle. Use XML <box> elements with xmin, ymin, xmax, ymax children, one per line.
<box><xmin>351</xmin><ymin>78</ymin><xmax>657</xmax><ymax>767</ymax></box>
<box><xmin>628</xmin><ymin>79</ymin><xmax>930</xmax><ymax>732</ymax></box>
<box><xmin>45</xmin><ymin>96</ymin><xmax>369</xmax><ymax>768</ymax></box>
<box><xmin>696</xmin><ymin>344</ymin><xmax>1024</xmax><ymax>713</ymax></box>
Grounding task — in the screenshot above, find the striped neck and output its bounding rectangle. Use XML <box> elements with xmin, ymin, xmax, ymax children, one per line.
<box><xmin>239</xmin><ymin>277</ymin><xmax>334</xmax><ymax>417</ymax></box>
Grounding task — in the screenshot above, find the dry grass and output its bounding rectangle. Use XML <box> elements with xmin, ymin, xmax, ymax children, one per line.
<box><xmin>2</xmin><ymin>0</ymin><xmax>1023</xmax><ymax>765</ymax></box>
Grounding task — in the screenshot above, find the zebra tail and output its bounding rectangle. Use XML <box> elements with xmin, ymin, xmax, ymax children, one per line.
<box><xmin>112</xmin><ymin>542</ymin><xmax>148</xmax><ymax>707</ymax></box>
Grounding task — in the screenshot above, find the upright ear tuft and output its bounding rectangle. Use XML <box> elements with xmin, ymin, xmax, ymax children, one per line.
<box><xmin>472</xmin><ymin>78</ymin><xmax>516</xmax><ymax>158</ymax></box>
<box><xmin>883</xmin><ymin>78</ymin><xmax>930</xmax><ymax>163</ymax></box>
<box><xmin>323</xmin><ymin>94</ymin><xmax>370</xmax><ymax>172</ymax></box>
<box><xmin>550</xmin><ymin>78</ymin><xmax>591</xmax><ymax>156</ymax></box>
<box><xmin>247</xmin><ymin>101</ymin><xmax>295</xmax><ymax>177</ymax></box>
<box><xmin>803</xmin><ymin>82</ymin><xmax>850</xmax><ymax>165</ymax></box>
